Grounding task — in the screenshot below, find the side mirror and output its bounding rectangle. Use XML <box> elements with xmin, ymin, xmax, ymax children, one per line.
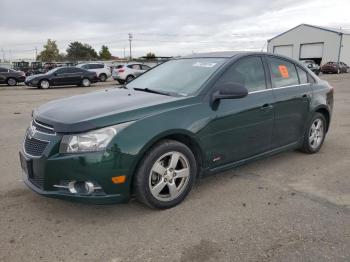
<box><xmin>211</xmin><ymin>82</ymin><xmax>248</xmax><ymax>106</ymax></box>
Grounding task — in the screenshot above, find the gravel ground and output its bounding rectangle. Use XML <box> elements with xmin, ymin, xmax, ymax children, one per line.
<box><xmin>0</xmin><ymin>75</ymin><xmax>349</xmax><ymax>262</ymax></box>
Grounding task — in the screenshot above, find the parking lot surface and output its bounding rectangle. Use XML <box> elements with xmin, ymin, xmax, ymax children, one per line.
<box><xmin>0</xmin><ymin>75</ymin><xmax>349</xmax><ymax>262</ymax></box>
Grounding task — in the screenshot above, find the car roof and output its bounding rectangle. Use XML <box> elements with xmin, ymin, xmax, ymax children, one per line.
<box><xmin>182</xmin><ymin>51</ymin><xmax>267</xmax><ymax>59</ymax></box>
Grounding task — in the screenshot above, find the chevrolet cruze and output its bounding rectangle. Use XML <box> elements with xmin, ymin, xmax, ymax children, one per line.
<box><xmin>19</xmin><ymin>52</ymin><xmax>333</xmax><ymax>209</ymax></box>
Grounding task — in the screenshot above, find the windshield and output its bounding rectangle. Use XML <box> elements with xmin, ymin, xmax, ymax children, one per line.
<box><xmin>126</xmin><ymin>58</ymin><xmax>227</xmax><ymax>96</ymax></box>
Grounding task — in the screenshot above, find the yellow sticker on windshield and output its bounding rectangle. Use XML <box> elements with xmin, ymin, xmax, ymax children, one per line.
<box><xmin>279</xmin><ymin>65</ymin><xmax>289</xmax><ymax>78</ymax></box>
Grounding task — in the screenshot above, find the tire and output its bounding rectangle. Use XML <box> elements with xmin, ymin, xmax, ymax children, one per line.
<box><xmin>126</xmin><ymin>75</ymin><xmax>135</xmax><ymax>83</ymax></box>
<box><xmin>39</xmin><ymin>79</ymin><xmax>50</xmax><ymax>89</ymax></box>
<box><xmin>7</xmin><ymin>78</ymin><xmax>17</xmax><ymax>86</ymax></box>
<box><xmin>134</xmin><ymin>139</ymin><xmax>197</xmax><ymax>209</ymax></box>
<box><xmin>81</xmin><ymin>78</ymin><xmax>91</xmax><ymax>87</ymax></box>
<box><xmin>99</xmin><ymin>73</ymin><xmax>107</xmax><ymax>82</ymax></box>
<box><xmin>300</xmin><ymin>113</ymin><xmax>327</xmax><ymax>154</ymax></box>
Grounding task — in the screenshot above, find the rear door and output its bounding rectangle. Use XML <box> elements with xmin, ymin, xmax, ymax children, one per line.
<box><xmin>65</xmin><ymin>67</ymin><xmax>83</xmax><ymax>84</ymax></box>
<box><xmin>266</xmin><ymin>56</ymin><xmax>312</xmax><ymax>148</ymax></box>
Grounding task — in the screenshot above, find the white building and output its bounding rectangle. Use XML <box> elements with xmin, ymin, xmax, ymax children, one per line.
<box><xmin>267</xmin><ymin>24</ymin><xmax>350</xmax><ymax>66</ymax></box>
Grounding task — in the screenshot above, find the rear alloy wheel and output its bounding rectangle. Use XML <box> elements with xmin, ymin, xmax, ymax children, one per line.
<box><xmin>39</xmin><ymin>80</ymin><xmax>50</xmax><ymax>89</ymax></box>
<box><xmin>99</xmin><ymin>74</ymin><xmax>107</xmax><ymax>82</ymax></box>
<box><xmin>7</xmin><ymin>78</ymin><xmax>17</xmax><ymax>86</ymax></box>
<box><xmin>300</xmin><ymin>113</ymin><xmax>326</xmax><ymax>154</ymax></box>
<box><xmin>134</xmin><ymin>140</ymin><xmax>196</xmax><ymax>209</ymax></box>
<box><xmin>81</xmin><ymin>78</ymin><xmax>91</xmax><ymax>87</ymax></box>
<box><xmin>126</xmin><ymin>75</ymin><xmax>135</xmax><ymax>83</ymax></box>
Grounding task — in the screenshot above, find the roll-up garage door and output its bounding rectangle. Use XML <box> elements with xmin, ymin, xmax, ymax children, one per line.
<box><xmin>273</xmin><ymin>45</ymin><xmax>293</xmax><ymax>58</ymax></box>
<box><xmin>300</xmin><ymin>43</ymin><xmax>324</xmax><ymax>59</ymax></box>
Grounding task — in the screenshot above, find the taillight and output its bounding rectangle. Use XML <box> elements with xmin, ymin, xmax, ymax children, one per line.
<box><xmin>20</xmin><ymin>71</ymin><xmax>25</xmax><ymax>76</ymax></box>
<box><xmin>118</xmin><ymin>69</ymin><xmax>125</xmax><ymax>73</ymax></box>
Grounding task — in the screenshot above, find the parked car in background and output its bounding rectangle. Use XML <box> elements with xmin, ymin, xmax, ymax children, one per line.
<box><xmin>76</xmin><ymin>63</ymin><xmax>111</xmax><ymax>82</ymax></box>
<box><xmin>24</xmin><ymin>66</ymin><xmax>98</xmax><ymax>89</ymax></box>
<box><xmin>321</xmin><ymin>61</ymin><xmax>348</xmax><ymax>74</ymax></box>
<box><xmin>0</xmin><ymin>67</ymin><xmax>26</xmax><ymax>86</ymax></box>
<box><xmin>20</xmin><ymin>52</ymin><xmax>333</xmax><ymax>209</ymax></box>
<box><xmin>112</xmin><ymin>63</ymin><xmax>151</xmax><ymax>84</ymax></box>
<box><xmin>302</xmin><ymin>60</ymin><xmax>320</xmax><ymax>75</ymax></box>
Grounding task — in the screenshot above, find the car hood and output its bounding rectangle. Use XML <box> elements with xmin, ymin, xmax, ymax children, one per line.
<box><xmin>34</xmin><ymin>88</ymin><xmax>190</xmax><ymax>133</ymax></box>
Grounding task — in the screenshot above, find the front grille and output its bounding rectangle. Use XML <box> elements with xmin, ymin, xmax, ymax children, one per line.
<box><xmin>24</xmin><ymin>136</ymin><xmax>49</xmax><ymax>157</ymax></box>
<box><xmin>32</xmin><ymin>119</ymin><xmax>55</xmax><ymax>134</ymax></box>
<box><xmin>29</xmin><ymin>175</ymin><xmax>44</xmax><ymax>189</ymax></box>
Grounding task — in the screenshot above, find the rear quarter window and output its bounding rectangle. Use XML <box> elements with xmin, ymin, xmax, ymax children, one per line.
<box><xmin>268</xmin><ymin>57</ymin><xmax>299</xmax><ymax>88</ymax></box>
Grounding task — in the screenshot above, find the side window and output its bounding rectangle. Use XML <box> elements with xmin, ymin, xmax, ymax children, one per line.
<box><xmin>296</xmin><ymin>67</ymin><xmax>308</xmax><ymax>84</ymax></box>
<box><xmin>55</xmin><ymin>68</ymin><xmax>66</xmax><ymax>74</ymax></box>
<box><xmin>132</xmin><ymin>64</ymin><xmax>141</xmax><ymax>70</ymax></box>
<box><xmin>81</xmin><ymin>64</ymin><xmax>89</xmax><ymax>69</ymax></box>
<box><xmin>217</xmin><ymin>56</ymin><xmax>266</xmax><ymax>92</ymax></box>
<box><xmin>268</xmin><ymin>57</ymin><xmax>299</xmax><ymax>88</ymax></box>
<box><xmin>0</xmin><ymin>67</ymin><xmax>8</xmax><ymax>72</ymax></box>
<box><xmin>97</xmin><ymin>64</ymin><xmax>104</xmax><ymax>69</ymax></box>
<box><xmin>68</xmin><ymin>68</ymin><xmax>81</xmax><ymax>73</ymax></box>
<box><xmin>141</xmin><ymin>65</ymin><xmax>150</xmax><ymax>70</ymax></box>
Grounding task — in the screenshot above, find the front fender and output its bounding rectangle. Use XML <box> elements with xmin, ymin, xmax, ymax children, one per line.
<box><xmin>108</xmin><ymin>102</ymin><xmax>213</xmax><ymax>182</ymax></box>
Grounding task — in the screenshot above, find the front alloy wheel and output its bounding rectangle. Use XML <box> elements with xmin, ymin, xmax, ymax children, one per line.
<box><xmin>40</xmin><ymin>80</ymin><xmax>50</xmax><ymax>89</ymax></box>
<box><xmin>134</xmin><ymin>140</ymin><xmax>196</xmax><ymax>209</ymax></box>
<box><xmin>149</xmin><ymin>152</ymin><xmax>190</xmax><ymax>202</ymax></box>
<box><xmin>7</xmin><ymin>78</ymin><xmax>17</xmax><ymax>86</ymax></box>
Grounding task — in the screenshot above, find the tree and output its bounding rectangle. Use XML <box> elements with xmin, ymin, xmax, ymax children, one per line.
<box><xmin>145</xmin><ymin>52</ymin><xmax>156</xmax><ymax>59</ymax></box>
<box><xmin>38</xmin><ymin>39</ymin><xmax>59</xmax><ymax>62</ymax></box>
<box><xmin>57</xmin><ymin>53</ymin><xmax>67</xmax><ymax>62</ymax></box>
<box><xmin>66</xmin><ymin>42</ymin><xmax>98</xmax><ymax>61</ymax></box>
<box><xmin>99</xmin><ymin>45</ymin><xmax>112</xmax><ymax>60</ymax></box>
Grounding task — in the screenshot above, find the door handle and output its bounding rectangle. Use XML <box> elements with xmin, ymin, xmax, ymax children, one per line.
<box><xmin>302</xmin><ymin>94</ymin><xmax>310</xmax><ymax>102</ymax></box>
<box><xmin>260</xmin><ymin>104</ymin><xmax>273</xmax><ymax>111</ymax></box>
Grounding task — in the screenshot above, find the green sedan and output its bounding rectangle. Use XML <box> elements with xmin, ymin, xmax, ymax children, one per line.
<box><xmin>20</xmin><ymin>52</ymin><xmax>334</xmax><ymax>209</ymax></box>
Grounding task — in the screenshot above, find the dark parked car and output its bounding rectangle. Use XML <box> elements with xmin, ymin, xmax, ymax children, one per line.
<box><xmin>20</xmin><ymin>52</ymin><xmax>333</xmax><ymax>209</ymax></box>
<box><xmin>321</xmin><ymin>61</ymin><xmax>348</xmax><ymax>74</ymax></box>
<box><xmin>0</xmin><ymin>67</ymin><xmax>26</xmax><ymax>86</ymax></box>
<box><xmin>24</xmin><ymin>66</ymin><xmax>98</xmax><ymax>89</ymax></box>
<box><xmin>302</xmin><ymin>60</ymin><xmax>320</xmax><ymax>75</ymax></box>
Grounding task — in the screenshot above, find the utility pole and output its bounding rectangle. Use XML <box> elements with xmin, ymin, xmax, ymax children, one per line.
<box><xmin>35</xmin><ymin>47</ymin><xmax>38</xmax><ymax>61</ymax></box>
<box><xmin>123</xmin><ymin>47</ymin><xmax>126</xmax><ymax>60</ymax></box>
<box><xmin>128</xmin><ymin>33</ymin><xmax>133</xmax><ymax>61</ymax></box>
<box><xmin>1</xmin><ymin>49</ymin><xmax>5</xmax><ymax>62</ymax></box>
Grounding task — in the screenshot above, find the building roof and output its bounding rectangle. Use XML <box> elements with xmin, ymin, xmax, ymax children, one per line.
<box><xmin>268</xmin><ymin>24</ymin><xmax>350</xmax><ymax>42</ymax></box>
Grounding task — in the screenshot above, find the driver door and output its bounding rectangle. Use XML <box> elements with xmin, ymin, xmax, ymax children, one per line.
<box><xmin>205</xmin><ymin>56</ymin><xmax>275</xmax><ymax>166</ymax></box>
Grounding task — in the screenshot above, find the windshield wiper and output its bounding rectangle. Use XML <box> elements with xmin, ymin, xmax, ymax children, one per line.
<box><xmin>133</xmin><ymin>87</ymin><xmax>173</xmax><ymax>96</ymax></box>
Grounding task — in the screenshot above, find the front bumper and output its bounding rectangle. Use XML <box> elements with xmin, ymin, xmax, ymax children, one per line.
<box><xmin>20</xmin><ymin>129</ymin><xmax>133</xmax><ymax>204</ymax></box>
<box><xmin>23</xmin><ymin>174</ymin><xmax>127</xmax><ymax>204</ymax></box>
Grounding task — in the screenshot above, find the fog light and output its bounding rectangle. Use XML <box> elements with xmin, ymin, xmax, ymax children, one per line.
<box><xmin>68</xmin><ymin>181</ymin><xmax>95</xmax><ymax>195</ymax></box>
<box><xmin>53</xmin><ymin>180</ymin><xmax>102</xmax><ymax>195</ymax></box>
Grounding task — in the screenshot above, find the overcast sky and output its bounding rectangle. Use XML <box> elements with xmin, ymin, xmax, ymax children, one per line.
<box><xmin>0</xmin><ymin>0</ymin><xmax>350</xmax><ymax>60</ymax></box>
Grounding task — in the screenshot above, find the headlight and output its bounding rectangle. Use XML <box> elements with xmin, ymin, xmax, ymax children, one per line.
<box><xmin>59</xmin><ymin>122</ymin><xmax>133</xmax><ymax>153</ymax></box>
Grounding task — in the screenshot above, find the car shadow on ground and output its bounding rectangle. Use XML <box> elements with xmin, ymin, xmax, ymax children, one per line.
<box><xmin>2</xmin><ymin>149</ymin><xmax>302</xmax><ymax>224</ymax></box>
